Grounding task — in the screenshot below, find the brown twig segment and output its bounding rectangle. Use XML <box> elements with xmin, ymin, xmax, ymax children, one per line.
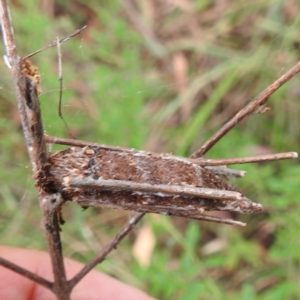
<box><xmin>0</xmin><ymin>1</ymin><xmax>70</xmax><ymax>299</ymax></box>
<box><xmin>69</xmin><ymin>177</ymin><xmax>244</xmax><ymax>201</ymax></box>
<box><xmin>0</xmin><ymin>1</ymin><xmax>47</xmax><ymax>171</ymax></box>
<box><xmin>44</xmin><ymin>135</ymin><xmax>297</xmax><ymax>167</ymax></box>
<box><xmin>45</xmin><ymin>134</ymin><xmax>137</xmax><ymax>152</ymax></box>
<box><xmin>0</xmin><ymin>0</ymin><xmax>15</xmax><ymax>62</ymax></box>
<box><xmin>0</xmin><ymin>257</ymin><xmax>53</xmax><ymax>290</ymax></box>
<box><xmin>67</xmin><ymin>212</ymin><xmax>145</xmax><ymax>291</ymax></box>
<box><xmin>192</xmin><ymin>60</ymin><xmax>300</xmax><ymax>158</ymax></box>
<box><xmin>56</xmin><ymin>37</ymin><xmax>76</xmax><ymax>139</ymax></box>
<box><xmin>22</xmin><ymin>25</ymin><xmax>87</xmax><ymax>60</ymax></box>
<box><xmin>57</xmin><ymin>36</ymin><xmax>63</xmax><ymax>120</ymax></box>
<box><xmin>204</xmin><ymin>166</ymin><xmax>246</xmax><ymax>178</ymax></box>
<box><xmin>194</xmin><ymin>152</ymin><xmax>298</xmax><ymax>166</ymax></box>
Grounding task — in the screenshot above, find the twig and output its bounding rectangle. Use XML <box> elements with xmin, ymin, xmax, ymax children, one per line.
<box><xmin>0</xmin><ymin>0</ymin><xmax>47</xmax><ymax>170</ymax></box>
<box><xmin>69</xmin><ymin>176</ymin><xmax>244</xmax><ymax>201</ymax></box>
<box><xmin>0</xmin><ymin>1</ymin><xmax>69</xmax><ymax>299</ymax></box>
<box><xmin>67</xmin><ymin>210</ymin><xmax>245</xmax><ymax>289</ymax></box>
<box><xmin>0</xmin><ymin>257</ymin><xmax>53</xmax><ymax>290</ymax></box>
<box><xmin>56</xmin><ymin>36</ymin><xmax>76</xmax><ymax>139</ymax></box>
<box><xmin>191</xmin><ymin>60</ymin><xmax>300</xmax><ymax>158</ymax></box>
<box><xmin>57</xmin><ymin>36</ymin><xmax>63</xmax><ymax>120</ymax></box>
<box><xmin>68</xmin><ymin>212</ymin><xmax>145</xmax><ymax>290</ymax></box>
<box><xmin>45</xmin><ymin>134</ymin><xmax>138</xmax><ymax>152</ymax></box>
<box><xmin>204</xmin><ymin>166</ymin><xmax>246</xmax><ymax>178</ymax></box>
<box><xmin>45</xmin><ymin>135</ymin><xmax>297</xmax><ymax>166</ymax></box>
<box><xmin>194</xmin><ymin>152</ymin><xmax>298</xmax><ymax>166</ymax></box>
<box><xmin>22</xmin><ymin>25</ymin><xmax>87</xmax><ymax>60</ymax></box>
<box><xmin>183</xmin><ymin>214</ymin><xmax>246</xmax><ymax>226</ymax></box>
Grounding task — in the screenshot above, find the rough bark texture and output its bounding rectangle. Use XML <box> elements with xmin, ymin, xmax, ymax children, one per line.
<box><xmin>37</xmin><ymin>146</ymin><xmax>263</xmax><ymax>221</ymax></box>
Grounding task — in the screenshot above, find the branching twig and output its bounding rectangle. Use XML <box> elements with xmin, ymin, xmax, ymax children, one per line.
<box><xmin>0</xmin><ymin>1</ymin><xmax>69</xmax><ymax>299</ymax></box>
<box><xmin>0</xmin><ymin>257</ymin><xmax>53</xmax><ymax>290</ymax></box>
<box><xmin>192</xmin><ymin>60</ymin><xmax>300</xmax><ymax>158</ymax></box>
<box><xmin>22</xmin><ymin>26</ymin><xmax>87</xmax><ymax>60</ymax></box>
<box><xmin>68</xmin><ymin>212</ymin><xmax>145</xmax><ymax>290</ymax></box>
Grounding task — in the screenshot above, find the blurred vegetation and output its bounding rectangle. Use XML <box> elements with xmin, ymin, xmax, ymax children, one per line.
<box><xmin>0</xmin><ymin>0</ymin><xmax>300</xmax><ymax>299</ymax></box>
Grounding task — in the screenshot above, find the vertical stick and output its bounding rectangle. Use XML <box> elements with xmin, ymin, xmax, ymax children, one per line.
<box><xmin>0</xmin><ymin>1</ymin><xmax>70</xmax><ymax>298</ymax></box>
<box><xmin>56</xmin><ymin>36</ymin><xmax>76</xmax><ymax>139</ymax></box>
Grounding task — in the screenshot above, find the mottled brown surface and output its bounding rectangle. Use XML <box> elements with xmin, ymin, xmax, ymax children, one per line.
<box><xmin>37</xmin><ymin>146</ymin><xmax>262</xmax><ymax>220</ymax></box>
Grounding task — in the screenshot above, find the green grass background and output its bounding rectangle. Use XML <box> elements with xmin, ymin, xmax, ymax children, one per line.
<box><xmin>0</xmin><ymin>1</ymin><xmax>299</xmax><ymax>299</ymax></box>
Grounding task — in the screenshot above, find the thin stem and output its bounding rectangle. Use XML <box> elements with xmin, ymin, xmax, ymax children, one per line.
<box><xmin>56</xmin><ymin>37</ymin><xmax>76</xmax><ymax>139</ymax></box>
<box><xmin>22</xmin><ymin>26</ymin><xmax>87</xmax><ymax>60</ymax></box>
<box><xmin>68</xmin><ymin>212</ymin><xmax>145</xmax><ymax>291</ymax></box>
<box><xmin>194</xmin><ymin>152</ymin><xmax>298</xmax><ymax>166</ymax></box>
<box><xmin>67</xmin><ymin>210</ymin><xmax>245</xmax><ymax>292</ymax></box>
<box><xmin>0</xmin><ymin>257</ymin><xmax>53</xmax><ymax>290</ymax></box>
<box><xmin>57</xmin><ymin>36</ymin><xmax>63</xmax><ymax>120</ymax></box>
<box><xmin>45</xmin><ymin>134</ymin><xmax>137</xmax><ymax>152</ymax></box>
<box><xmin>192</xmin><ymin>60</ymin><xmax>300</xmax><ymax>158</ymax></box>
<box><xmin>183</xmin><ymin>214</ymin><xmax>246</xmax><ymax>226</ymax></box>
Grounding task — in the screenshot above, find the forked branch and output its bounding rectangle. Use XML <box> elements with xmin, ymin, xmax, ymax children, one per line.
<box><xmin>68</xmin><ymin>212</ymin><xmax>145</xmax><ymax>290</ymax></box>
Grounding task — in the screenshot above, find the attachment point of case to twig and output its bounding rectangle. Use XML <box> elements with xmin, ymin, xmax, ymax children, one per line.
<box><xmin>41</xmin><ymin>193</ymin><xmax>64</xmax><ymax>212</ymax></box>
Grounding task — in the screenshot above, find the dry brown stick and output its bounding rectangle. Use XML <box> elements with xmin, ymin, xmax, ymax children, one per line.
<box><xmin>45</xmin><ymin>134</ymin><xmax>136</xmax><ymax>152</ymax></box>
<box><xmin>67</xmin><ymin>211</ymin><xmax>244</xmax><ymax>292</ymax></box>
<box><xmin>56</xmin><ymin>36</ymin><xmax>76</xmax><ymax>139</ymax></box>
<box><xmin>69</xmin><ymin>176</ymin><xmax>244</xmax><ymax>201</ymax></box>
<box><xmin>195</xmin><ymin>152</ymin><xmax>298</xmax><ymax>166</ymax></box>
<box><xmin>191</xmin><ymin>60</ymin><xmax>300</xmax><ymax>158</ymax></box>
<box><xmin>45</xmin><ymin>135</ymin><xmax>297</xmax><ymax>166</ymax></box>
<box><xmin>182</xmin><ymin>214</ymin><xmax>246</xmax><ymax>226</ymax></box>
<box><xmin>204</xmin><ymin>166</ymin><xmax>246</xmax><ymax>178</ymax></box>
<box><xmin>0</xmin><ymin>257</ymin><xmax>53</xmax><ymax>290</ymax></box>
<box><xmin>0</xmin><ymin>1</ymin><xmax>47</xmax><ymax>170</ymax></box>
<box><xmin>67</xmin><ymin>212</ymin><xmax>145</xmax><ymax>291</ymax></box>
<box><xmin>0</xmin><ymin>1</ymin><xmax>70</xmax><ymax>299</ymax></box>
<box><xmin>22</xmin><ymin>25</ymin><xmax>87</xmax><ymax>60</ymax></box>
